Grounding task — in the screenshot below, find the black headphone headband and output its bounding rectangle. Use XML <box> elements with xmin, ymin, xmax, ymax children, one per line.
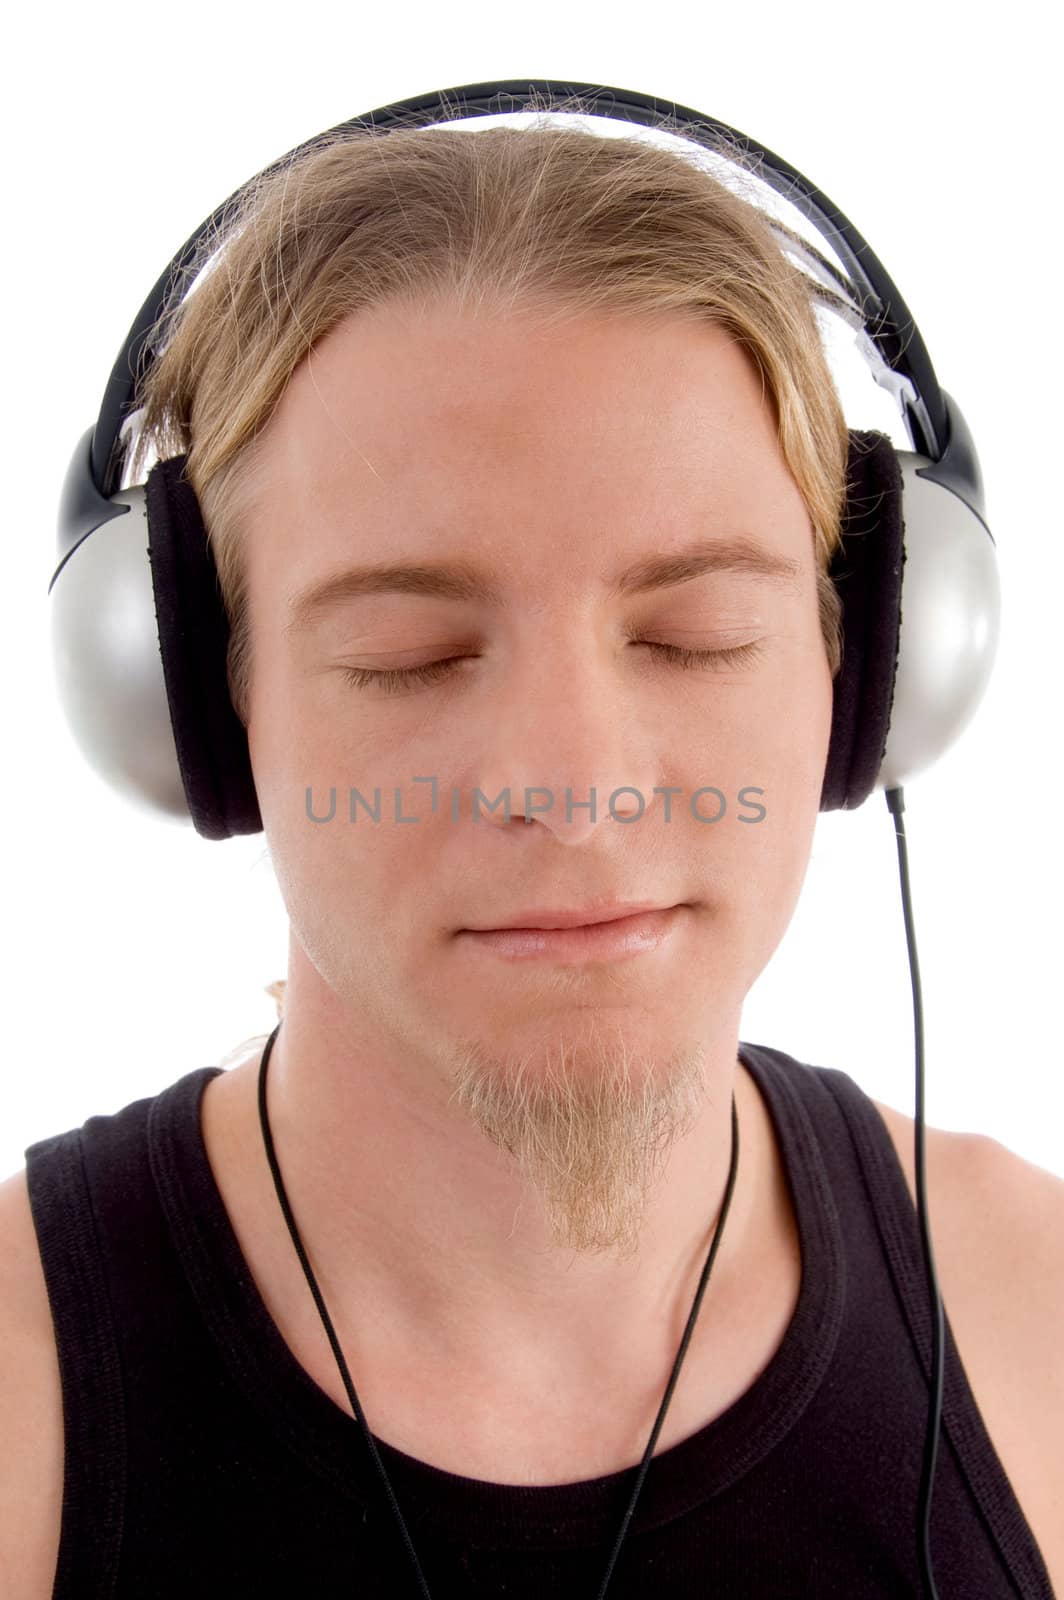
<box><xmin>93</xmin><ymin>78</ymin><xmax>953</xmax><ymax>502</ymax></box>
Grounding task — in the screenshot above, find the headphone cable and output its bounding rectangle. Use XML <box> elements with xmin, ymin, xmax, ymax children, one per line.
<box><xmin>886</xmin><ymin>783</ymin><xmax>945</xmax><ymax>1598</ymax></box>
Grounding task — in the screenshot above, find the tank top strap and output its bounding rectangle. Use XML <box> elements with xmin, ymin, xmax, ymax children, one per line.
<box><xmin>739</xmin><ymin>1040</ymin><xmax>1054</xmax><ymax>1600</ymax></box>
<box><xmin>24</xmin><ymin>1067</ymin><xmax>224</xmax><ymax>1597</ymax></box>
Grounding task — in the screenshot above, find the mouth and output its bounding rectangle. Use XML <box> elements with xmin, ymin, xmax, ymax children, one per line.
<box><xmin>454</xmin><ymin>905</ymin><xmax>686</xmax><ymax>964</ymax></box>
<box><xmin>463</xmin><ymin>901</ymin><xmax>678</xmax><ymax>932</ymax></box>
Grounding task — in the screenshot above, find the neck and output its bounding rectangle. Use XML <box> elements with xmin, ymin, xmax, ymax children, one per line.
<box><xmin>217</xmin><ymin>952</ymin><xmax>764</xmax><ymax>1390</ymax></box>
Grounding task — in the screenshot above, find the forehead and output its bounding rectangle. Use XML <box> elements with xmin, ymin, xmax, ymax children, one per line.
<box><xmin>243</xmin><ymin>300</ymin><xmax>812</xmax><ymax>603</ymax></box>
<box><xmin>260</xmin><ymin>298</ymin><xmax>781</xmax><ymax>471</ymax></box>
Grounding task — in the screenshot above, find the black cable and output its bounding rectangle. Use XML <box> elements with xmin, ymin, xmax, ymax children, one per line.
<box><xmin>885</xmin><ymin>783</ymin><xmax>945</xmax><ymax>1597</ymax></box>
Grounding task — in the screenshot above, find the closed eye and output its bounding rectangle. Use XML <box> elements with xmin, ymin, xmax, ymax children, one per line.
<box><xmin>339</xmin><ymin>639</ymin><xmax>765</xmax><ymax>695</ymax></box>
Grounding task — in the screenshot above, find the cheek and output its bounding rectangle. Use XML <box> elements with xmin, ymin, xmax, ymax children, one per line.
<box><xmin>693</xmin><ymin>652</ymin><xmax>831</xmax><ymax>909</ymax></box>
<box><xmin>740</xmin><ymin>640</ymin><xmax>834</xmax><ymax>785</ymax></box>
<box><xmin>247</xmin><ymin>660</ymin><xmax>390</xmax><ymax>842</ymax></box>
<box><xmin>757</xmin><ymin>669</ymin><xmax>833</xmax><ymax>873</ymax></box>
<box><xmin>676</xmin><ymin>648</ymin><xmax>832</xmax><ymax>813</ymax></box>
<box><xmin>258</xmin><ymin>743</ymin><xmax>440</xmax><ymax>936</ymax></box>
<box><xmin>263</xmin><ymin>798</ymin><xmax>415</xmax><ymax>1002</ymax></box>
<box><xmin>754</xmin><ymin>662</ymin><xmax>833</xmax><ymax>903</ymax></box>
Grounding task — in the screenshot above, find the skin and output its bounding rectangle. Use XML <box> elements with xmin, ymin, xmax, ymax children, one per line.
<box><xmin>221</xmin><ymin>295</ymin><xmax>834</xmax><ymax>1409</ymax></box>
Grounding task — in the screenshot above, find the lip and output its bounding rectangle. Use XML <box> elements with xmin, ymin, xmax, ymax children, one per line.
<box><xmin>464</xmin><ymin>901</ymin><xmax>674</xmax><ymax>932</ymax></box>
<box><xmin>456</xmin><ymin>905</ymin><xmax>684</xmax><ymax>964</ymax></box>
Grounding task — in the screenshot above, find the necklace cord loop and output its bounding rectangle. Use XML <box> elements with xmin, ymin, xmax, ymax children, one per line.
<box><xmin>256</xmin><ymin>1020</ymin><xmax>740</xmax><ymax>1599</ymax></box>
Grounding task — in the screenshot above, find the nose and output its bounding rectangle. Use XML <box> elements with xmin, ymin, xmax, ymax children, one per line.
<box><xmin>472</xmin><ymin>636</ymin><xmax>662</xmax><ymax>845</ymax></box>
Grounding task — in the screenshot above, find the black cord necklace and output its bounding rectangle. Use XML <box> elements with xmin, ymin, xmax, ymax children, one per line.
<box><xmin>256</xmin><ymin>1020</ymin><xmax>740</xmax><ymax>1597</ymax></box>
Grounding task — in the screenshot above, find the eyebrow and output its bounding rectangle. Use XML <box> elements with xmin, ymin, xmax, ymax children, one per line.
<box><xmin>284</xmin><ymin>535</ymin><xmax>803</xmax><ymax>634</ymax></box>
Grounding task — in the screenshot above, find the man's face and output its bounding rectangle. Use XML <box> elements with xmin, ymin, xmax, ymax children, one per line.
<box><xmin>241</xmin><ymin>297</ymin><xmax>834</xmax><ymax>1255</ymax></box>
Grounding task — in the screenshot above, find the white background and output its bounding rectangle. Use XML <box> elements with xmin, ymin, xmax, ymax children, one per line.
<box><xmin>2</xmin><ymin>2</ymin><xmax>1060</xmax><ymax>1183</ymax></box>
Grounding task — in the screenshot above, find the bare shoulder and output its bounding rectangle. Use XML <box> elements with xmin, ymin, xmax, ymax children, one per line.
<box><xmin>869</xmin><ymin>1096</ymin><xmax>1064</xmax><ymax>1595</ymax></box>
<box><xmin>0</xmin><ymin>1166</ymin><xmax>64</xmax><ymax>1598</ymax></box>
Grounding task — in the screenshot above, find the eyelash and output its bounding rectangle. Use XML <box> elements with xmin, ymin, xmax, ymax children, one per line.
<box><xmin>340</xmin><ymin>639</ymin><xmax>765</xmax><ymax>695</ymax></box>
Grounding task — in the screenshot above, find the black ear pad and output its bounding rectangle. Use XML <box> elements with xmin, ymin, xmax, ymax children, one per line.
<box><xmin>145</xmin><ymin>431</ymin><xmax>905</xmax><ymax>840</ymax></box>
<box><xmin>819</xmin><ymin>430</ymin><xmax>906</xmax><ymax>812</ymax></box>
<box><xmin>145</xmin><ymin>456</ymin><xmax>262</xmax><ymax>840</ymax></box>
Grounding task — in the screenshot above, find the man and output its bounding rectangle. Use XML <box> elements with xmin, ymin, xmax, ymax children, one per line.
<box><xmin>3</xmin><ymin>294</ymin><xmax>1061</xmax><ymax>1596</ymax></box>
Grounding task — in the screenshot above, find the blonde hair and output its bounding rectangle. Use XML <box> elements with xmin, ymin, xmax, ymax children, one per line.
<box><xmin>214</xmin><ymin>979</ymin><xmax>287</xmax><ymax>1069</ymax></box>
<box><xmin>129</xmin><ymin>96</ymin><xmax>850</xmax><ymax>730</ymax></box>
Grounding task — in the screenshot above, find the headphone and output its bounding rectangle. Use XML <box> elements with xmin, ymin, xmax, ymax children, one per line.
<box><xmin>47</xmin><ymin>79</ymin><xmax>1002</xmax><ymax>1597</ymax></box>
<box><xmin>48</xmin><ymin>79</ymin><xmax>999</xmax><ymax>841</ymax></box>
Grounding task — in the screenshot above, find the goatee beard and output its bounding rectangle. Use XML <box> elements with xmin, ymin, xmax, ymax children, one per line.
<box><xmin>447</xmin><ymin>1021</ymin><xmax>709</xmax><ymax>1260</ymax></box>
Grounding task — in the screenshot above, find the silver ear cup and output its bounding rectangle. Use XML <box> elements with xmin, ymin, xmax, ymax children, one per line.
<box><xmin>49</xmin><ymin>485</ymin><xmax>190</xmax><ymax>822</ymax></box>
<box><xmin>877</xmin><ymin>453</ymin><xmax>1001</xmax><ymax>791</ymax></box>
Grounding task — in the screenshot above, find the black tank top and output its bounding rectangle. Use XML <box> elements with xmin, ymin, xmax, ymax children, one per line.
<box><xmin>24</xmin><ymin>1040</ymin><xmax>1055</xmax><ymax>1598</ymax></box>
